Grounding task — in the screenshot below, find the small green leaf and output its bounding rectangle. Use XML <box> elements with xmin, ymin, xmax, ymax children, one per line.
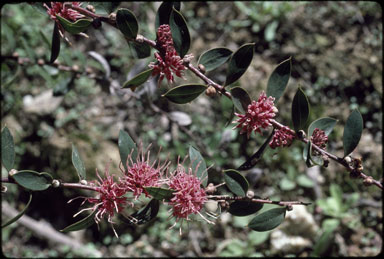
<box><xmin>296</xmin><ymin>174</ymin><xmax>314</xmax><ymax>188</ymax></box>
<box><xmin>162</xmin><ymin>84</ymin><xmax>207</xmax><ymax>104</ymax></box>
<box><xmin>124</xmin><ymin>199</ymin><xmax>160</xmax><ymax>225</ymax></box>
<box><xmin>223</xmin><ymin>169</ymin><xmax>249</xmax><ymax>196</ymax></box>
<box><xmin>230</xmin><ymin>87</ymin><xmax>252</xmax><ymax>114</ymax></box>
<box><xmin>49</xmin><ymin>22</ymin><xmax>61</xmax><ymax>64</ymax></box>
<box><xmin>118</xmin><ymin>130</ymin><xmax>137</xmax><ymax>170</ymax></box>
<box><xmin>170</xmin><ymin>8</ymin><xmax>190</xmax><ymax>58</ymax></box>
<box><xmin>224</xmin><ymin>43</ymin><xmax>255</xmax><ymax>86</ymax></box>
<box><xmin>2</xmin><ymin>193</ymin><xmax>32</xmax><ymax>228</ymax></box>
<box><xmin>248</xmin><ymin>208</ymin><xmax>286</xmax><ymax>232</ymax></box>
<box><xmin>1</xmin><ymin>126</ymin><xmax>15</xmax><ymax>172</ymax></box>
<box><xmin>122</xmin><ymin>68</ymin><xmax>153</xmax><ymax>91</ymax></box>
<box><xmin>72</xmin><ymin>144</ymin><xmax>86</xmax><ymax>181</ymax></box>
<box><xmin>60</xmin><ymin>209</ymin><xmax>97</xmax><ymax>232</ymax></box>
<box><xmin>53</xmin><ymin>77</ymin><xmax>73</xmax><ymax>96</ymax></box>
<box><xmin>198</xmin><ymin>47</ymin><xmax>233</xmax><ymax>72</ymax></box>
<box><xmin>144</xmin><ymin>187</ymin><xmax>175</xmax><ymax>201</ymax></box>
<box><xmin>343</xmin><ymin>109</ymin><xmax>363</xmax><ymax>157</ymax></box>
<box><xmin>189</xmin><ymin>146</ymin><xmax>208</xmax><ymax>187</ymax></box>
<box><xmin>116</xmin><ymin>8</ymin><xmax>139</xmax><ymax>39</ymax></box>
<box><xmin>308</xmin><ymin>117</ymin><xmax>338</xmax><ymax>137</ymax></box>
<box><xmin>12</xmin><ymin>170</ymin><xmax>53</xmax><ymax>191</ymax></box>
<box><xmin>56</xmin><ymin>15</ymin><xmax>92</xmax><ymax>34</ymax></box>
<box><xmin>266</xmin><ymin>57</ymin><xmax>291</xmax><ymax>102</ymax></box>
<box><xmin>228</xmin><ymin>200</ymin><xmax>263</xmax><ymax>217</ymax></box>
<box><xmin>311</xmin><ymin>229</ymin><xmax>336</xmax><ymax>256</ymax></box>
<box><xmin>291</xmin><ymin>86</ymin><xmax>310</xmax><ymax>132</ymax></box>
<box><xmin>128</xmin><ymin>41</ymin><xmax>151</xmax><ymax>59</ymax></box>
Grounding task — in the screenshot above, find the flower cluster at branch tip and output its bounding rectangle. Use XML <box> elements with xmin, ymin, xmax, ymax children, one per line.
<box><xmin>44</xmin><ymin>2</ymin><xmax>84</xmax><ymax>22</ymax></box>
<box><xmin>233</xmin><ymin>91</ymin><xmax>278</xmax><ymax>138</ymax></box>
<box><xmin>149</xmin><ymin>24</ymin><xmax>187</xmax><ymax>86</ymax></box>
<box><xmin>311</xmin><ymin>128</ymin><xmax>328</xmax><ymax>150</ymax></box>
<box><xmin>269</xmin><ymin>126</ymin><xmax>295</xmax><ymax>149</ymax></box>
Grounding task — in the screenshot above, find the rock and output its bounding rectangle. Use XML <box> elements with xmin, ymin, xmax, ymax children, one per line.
<box><xmin>23</xmin><ymin>90</ymin><xmax>63</xmax><ymax>115</ymax></box>
<box><xmin>270</xmin><ymin>229</ymin><xmax>312</xmax><ymax>254</ymax></box>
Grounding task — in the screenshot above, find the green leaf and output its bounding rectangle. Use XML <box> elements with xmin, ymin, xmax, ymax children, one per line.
<box><xmin>224</xmin><ymin>43</ymin><xmax>255</xmax><ymax>86</ymax></box>
<box><xmin>189</xmin><ymin>146</ymin><xmax>208</xmax><ymax>187</ymax></box>
<box><xmin>308</xmin><ymin>117</ymin><xmax>338</xmax><ymax>137</ymax></box>
<box><xmin>266</xmin><ymin>57</ymin><xmax>291</xmax><ymax>102</ymax></box>
<box><xmin>311</xmin><ymin>229</ymin><xmax>335</xmax><ymax>256</ymax></box>
<box><xmin>228</xmin><ymin>200</ymin><xmax>263</xmax><ymax>217</ymax></box>
<box><xmin>128</xmin><ymin>41</ymin><xmax>151</xmax><ymax>59</ymax></box>
<box><xmin>296</xmin><ymin>174</ymin><xmax>314</xmax><ymax>188</ymax></box>
<box><xmin>248</xmin><ymin>208</ymin><xmax>286</xmax><ymax>232</ymax></box>
<box><xmin>124</xmin><ymin>199</ymin><xmax>160</xmax><ymax>225</ymax></box>
<box><xmin>56</xmin><ymin>15</ymin><xmax>92</xmax><ymax>34</ymax></box>
<box><xmin>49</xmin><ymin>22</ymin><xmax>61</xmax><ymax>64</ymax></box>
<box><xmin>72</xmin><ymin>144</ymin><xmax>86</xmax><ymax>181</ymax></box>
<box><xmin>144</xmin><ymin>187</ymin><xmax>175</xmax><ymax>201</ymax></box>
<box><xmin>11</xmin><ymin>170</ymin><xmax>53</xmax><ymax>191</ymax></box>
<box><xmin>279</xmin><ymin>177</ymin><xmax>296</xmax><ymax>191</ymax></box>
<box><xmin>91</xmin><ymin>2</ymin><xmax>121</xmax><ymax>14</ymax></box>
<box><xmin>1</xmin><ymin>126</ymin><xmax>15</xmax><ymax>172</ymax></box>
<box><xmin>60</xmin><ymin>210</ymin><xmax>97</xmax><ymax>232</ymax></box>
<box><xmin>198</xmin><ymin>47</ymin><xmax>233</xmax><ymax>72</ymax></box>
<box><xmin>303</xmin><ymin>141</ymin><xmax>315</xmax><ymax>167</ymax></box>
<box><xmin>291</xmin><ymin>86</ymin><xmax>310</xmax><ymax>132</ymax></box>
<box><xmin>170</xmin><ymin>8</ymin><xmax>190</xmax><ymax>58</ymax></box>
<box><xmin>2</xmin><ymin>193</ymin><xmax>32</xmax><ymax>228</ymax></box>
<box><xmin>118</xmin><ymin>130</ymin><xmax>137</xmax><ymax>170</ymax></box>
<box><xmin>162</xmin><ymin>84</ymin><xmax>207</xmax><ymax>104</ymax></box>
<box><xmin>223</xmin><ymin>169</ymin><xmax>249</xmax><ymax>196</ymax></box>
<box><xmin>155</xmin><ymin>2</ymin><xmax>174</xmax><ymax>29</ymax></box>
<box><xmin>230</xmin><ymin>87</ymin><xmax>252</xmax><ymax>114</ymax></box>
<box><xmin>122</xmin><ymin>68</ymin><xmax>153</xmax><ymax>91</ymax></box>
<box><xmin>53</xmin><ymin>77</ymin><xmax>73</xmax><ymax>96</ymax></box>
<box><xmin>343</xmin><ymin>109</ymin><xmax>363</xmax><ymax>157</ymax></box>
<box><xmin>116</xmin><ymin>8</ymin><xmax>139</xmax><ymax>39</ymax></box>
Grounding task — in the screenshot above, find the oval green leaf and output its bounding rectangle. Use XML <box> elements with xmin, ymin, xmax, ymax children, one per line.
<box><xmin>266</xmin><ymin>57</ymin><xmax>291</xmax><ymax>102</ymax></box>
<box><xmin>124</xmin><ymin>199</ymin><xmax>160</xmax><ymax>225</ymax></box>
<box><xmin>118</xmin><ymin>129</ymin><xmax>137</xmax><ymax>170</ymax></box>
<box><xmin>224</xmin><ymin>43</ymin><xmax>255</xmax><ymax>86</ymax></box>
<box><xmin>1</xmin><ymin>126</ymin><xmax>15</xmax><ymax>172</ymax></box>
<box><xmin>223</xmin><ymin>169</ymin><xmax>249</xmax><ymax>196</ymax></box>
<box><xmin>230</xmin><ymin>87</ymin><xmax>252</xmax><ymax>114</ymax></box>
<box><xmin>72</xmin><ymin>144</ymin><xmax>86</xmax><ymax>181</ymax></box>
<box><xmin>12</xmin><ymin>170</ymin><xmax>53</xmax><ymax>191</ymax></box>
<box><xmin>308</xmin><ymin>117</ymin><xmax>338</xmax><ymax>137</ymax></box>
<box><xmin>122</xmin><ymin>68</ymin><xmax>154</xmax><ymax>91</ymax></box>
<box><xmin>189</xmin><ymin>146</ymin><xmax>208</xmax><ymax>187</ymax></box>
<box><xmin>56</xmin><ymin>15</ymin><xmax>92</xmax><ymax>34</ymax></box>
<box><xmin>248</xmin><ymin>207</ymin><xmax>286</xmax><ymax>232</ymax></box>
<box><xmin>228</xmin><ymin>200</ymin><xmax>263</xmax><ymax>217</ymax></box>
<box><xmin>60</xmin><ymin>209</ymin><xmax>97</xmax><ymax>232</ymax></box>
<box><xmin>162</xmin><ymin>84</ymin><xmax>207</xmax><ymax>104</ymax></box>
<box><xmin>198</xmin><ymin>47</ymin><xmax>233</xmax><ymax>72</ymax></box>
<box><xmin>2</xmin><ymin>193</ymin><xmax>32</xmax><ymax>228</ymax></box>
<box><xmin>343</xmin><ymin>109</ymin><xmax>363</xmax><ymax>157</ymax></box>
<box><xmin>155</xmin><ymin>1</ymin><xmax>174</xmax><ymax>29</ymax></box>
<box><xmin>144</xmin><ymin>187</ymin><xmax>175</xmax><ymax>201</ymax></box>
<box><xmin>116</xmin><ymin>8</ymin><xmax>139</xmax><ymax>39</ymax></box>
<box><xmin>128</xmin><ymin>41</ymin><xmax>151</xmax><ymax>59</ymax></box>
<box><xmin>170</xmin><ymin>8</ymin><xmax>190</xmax><ymax>58</ymax></box>
<box><xmin>291</xmin><ymin>86</ymin><xmax>310</xmax><ymax>132</ymax></box>
<box><xmin>49</xmin><ymin>22</ymin><xmax>61</xmax><ymax>64</ymax></box>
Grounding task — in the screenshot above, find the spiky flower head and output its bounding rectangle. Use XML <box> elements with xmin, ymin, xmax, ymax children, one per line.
<box><xmin>44</xmin><ymin>2</ymin><xmax>84</xmax><ymax>22</ymax></box>
<box><xmin>269</xmin><ymin>126</ymin><xmax>295</xmax><ymax>149</ymax></box>
<box><xmin>311</xmin><ymin>128</ymin><xmax>328</xmax><ymax>155</ymax></box>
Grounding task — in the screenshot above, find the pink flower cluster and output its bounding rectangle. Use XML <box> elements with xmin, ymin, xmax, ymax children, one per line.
<box><xmin>149</xmin><ymin>24</ymin><xmax>187</xmax><ymax>85</ymax></box>
<box><xmin>269</xmin><ymin>126</ymin><xmax>295</xmax><ymax>149</ymax></box>
<box><xmin>233</xmin><ymin>91</ymin><xmax>277</xmax><ymax>138</ymax></box>
<box><xmin>44</xmin><ymin>2</ymin><xmax>84</xmax><ymax>22</ymax></box>
<box><xmin>311</xmin><ymin>128</ymin><xmax>328</xmax><ymax>149</ymax></box>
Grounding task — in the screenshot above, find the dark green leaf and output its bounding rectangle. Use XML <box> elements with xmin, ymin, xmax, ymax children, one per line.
<box><xmin>72</xmin><ymin>144</ymin><xmax>86</xmax><ymax>181</ymax></box>
<box><xmin>162</xmin><ymin>84</ymin><xmax>207</xmax><ymax>104</ymax></box>
<box><xmin>124</xmin><ymin>199</ymin><xmax>160</xmax><ymax>225</ymax></box>
<box><xmin>128</xmin><ymin>41</ymin><xmax>151</xmax><ymax>59</ymax></box>
<box><xmin>189</xmin><ymin>146</ymin><xmax>208</xmax><ymax>187</ymax></box>
<box><xmin>266</xmin><ymin>57</ymin><xmax>291</xmax><ymax>102</ymax></box>
<box><xmin>198</xmin><ymin>47</ymin><xmax>233</xmax><ymax>72</ymax></box>
<box><xmin>155</xmin><ymin>2</ymin><xmax>174</xmax><ymax>29</ymax></box>
<box><xmin>60</xmin><ymin>209</ymin><xmax>97</xmax><ymax>232</ymax></box>
<box><xmin>237</xmin><ymin>130</ymin><xmax>274</xmax><ymax>171</ymax></box>
<box><xmin>53</xmin><ymin>77</ymin><xmax>73</xmax><ymax>96</ymax></box>
<box><xmin>303</xmin><ymin>141</ymin><xmax>314</xmax><ymax>167</ymax></box>
<box><xmin>12</xmin><ymin>170</ymin><xmax>53</xmax><ymax>191</ymax></box>
<box><xmin>49</xmin><ymin>22</ymin><xmax>61</xmax><ymax>64</ymax></box>
<box><xmin>223</xmin><ymin>169</ymin><xmax>249</xmax><ymax>196</ymax></box>
<box><xmin>118</xmin><ymin>129</ymin><xmax>137</xmax><ymax>170</ymax></box>
<box><xmin>308</xmin><ymin>117</ymin><xmax>338</xmax><ymax>137</ymax></box>
<box><xmin>116</xmin><ymin>8</ymin><xmax>139</xmax><ymax>39</ymax></box>
<box><xmin>1</xmin><ymin>126</ymin><xmax>15</xmax><ymax>172</ymax></box>
<box><xmin>228</xmin><ymin>200</ymin><xmax>263</xmax><ymax>217</ymax></box>
<box><xmin>56</xmin><ymin>15</ymin><xmax>92</xmax><ymax>34</ymax></box>
<box><xmin>291</xmin><ymin>86</ymin><xmax>310</xmax><ymax>132</ymax></box>
<box><xmin>122</xmin><ymin>68</ymin><xmax>153</xmax><ymax>91</ymax></box>
<box><xmin>230</xmin><ymin>87</ymin><xmax>252</xmax><ymax>114</ymax></box>
<box><xmin>248</xmin><ymin>208</ymin><xmax>286</xmax><ymax>232</ymax></box>
<box><xmin>170</xmin><ymin>8</ymin><xmax>190</xmax><ymax>58</ymax></box>
<box><xmin>2</xmin><ymin>193</ymin><xmax>32</xmax><ymax>228</ymax></box>
<box><xmin>224</xmin><ymin>43</ymin><xmax>255</xmax><ymax>86</ymax></box>
<box><xmin>144</xmin><ymin>187</ymin><xmax>175</xmax><ymax>201</ymax></box>
<box><xmin>343</xmin><ymin>109</ymin><xmax>363</xmax><ymax>157</ymax></box>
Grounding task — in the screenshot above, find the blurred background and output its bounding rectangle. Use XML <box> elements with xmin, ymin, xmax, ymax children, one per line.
<box><xmin>1</xmin><ymin>2</ymin><xmax>382</xmax><ymax>257</ymax></box>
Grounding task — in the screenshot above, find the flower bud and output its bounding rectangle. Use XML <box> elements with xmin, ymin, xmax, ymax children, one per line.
<box><xmin>9</xmin><ymin>169</ymin><xmax>17</xmax><ymax>177</ymax></box>
<box><xmin>86</xmin><ymin>4</ymin><xmax>95</xmax><ymax>13</ymax></box>
<box><xmin>246</xmin><ymin>190</ymin><xmax>255</xmax><ymax>199</ymax></box>
<box><xmin>80</xmin><ymin>179</ymin><xmax>88</xmax><ymax>185</ymax></box>
<box><xmin>205</xmin><ymin>200</ymin><xmax>218</xmax><ymax>213</ymax></box>
<box><xmin>344</xmin><ymin>156</ymin><xmax>352</xmax><ymax>164</ymax></box>
<box><xmin>198</xmin><ymin>64</ymin><xmax>206</xmax><ymax>74</ymax></box>
<box><xmin>52</xmin><ymin>179</ymin><xmax>60</xmax><ymax>188</ymax></box>
<box><xmin>72</xmin><ymin>64</ymin><xmax>79</xmax><ymax>72</ymax></box>
<box><xmin>205</xmin><ymin>183</ymin><xmax>216</xmax><ymax>194</ymax></box>
<box><xmin>109</xmin><ymin>12</ymin><xmax>116</xmax><ymax>21</ymax></box>
<box><xmin>205</xmin><ymin>85</ymin><xmax>217</xmax><ymax>97</ymax></box>
<box><xmin>37</xmin><ymin>59</ymin><xmax>45</xmax><ymax>66</ymax></box>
